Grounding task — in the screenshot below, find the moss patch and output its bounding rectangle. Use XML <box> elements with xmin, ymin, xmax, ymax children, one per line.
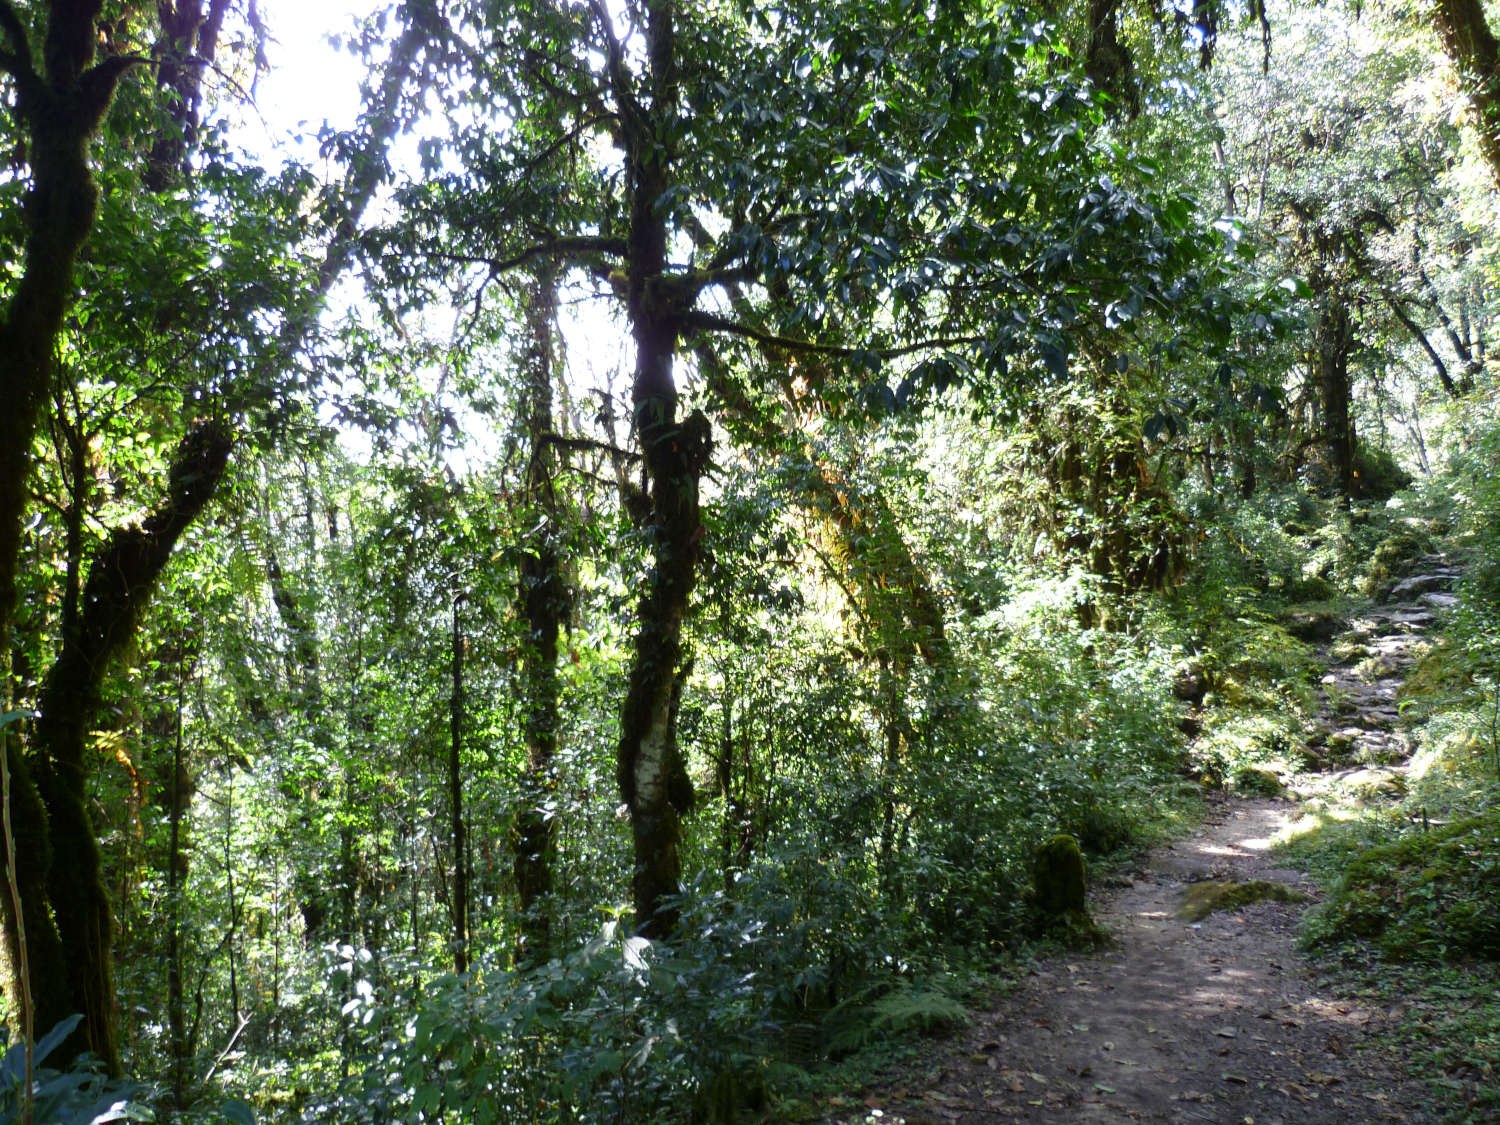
<box><xmin>1177</xmin><ymin>879</ymin><xmax>1310</xmax><ymax>922</ymax></box>
<box><xmin>1232</xmin><ymin>766</ymin><xmax>1285</xmax><ymax>796</ymax></box>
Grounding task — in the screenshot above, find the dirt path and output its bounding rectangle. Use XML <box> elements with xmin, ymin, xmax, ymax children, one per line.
<box><xmin>829</xmin><ymin>563</ymin><xmax>1462</xmax><ymax>1125</ymax></box>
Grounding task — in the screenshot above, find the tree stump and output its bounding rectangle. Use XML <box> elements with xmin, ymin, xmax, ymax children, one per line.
<box><xmin>1031</xmin><ymin>834</ymin><xmax>1109</xmax><ymax>948</ymax></box>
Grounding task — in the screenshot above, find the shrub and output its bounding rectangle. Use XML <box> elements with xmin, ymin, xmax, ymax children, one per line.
<box><xmin>1302</xmin><ymin>812</ymin><xmax>1500</xmax><ymax>962</ymax></box>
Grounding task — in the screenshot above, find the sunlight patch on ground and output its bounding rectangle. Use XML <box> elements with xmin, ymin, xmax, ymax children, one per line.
<box><xmin>1297</xmin><ymin>997</ymin><xmax>1378</xmax><ymax>1026</ymax></box>
<box><xmin>1190</xmin><ymin>842</ymin><xmax>1253</xmax><ymax>858</ymax></box>
<box><xmin>1273</xmin><ymin>807</ymin><xmax>1358</xmax><ymax>847</ymax></box>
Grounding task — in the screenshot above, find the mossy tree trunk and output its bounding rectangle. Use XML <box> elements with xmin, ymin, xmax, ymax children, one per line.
<box><xmin>448</xmin><ymin>593</ymin><xmax>468</xmax><ymax>974</ymax></box>
<box><xmin>512</xmin><ymin>264</ymin><xmax>566</xmax><ymax>964</ymax></box>
<box><xmin>590</xmin><ymin>0</ymin><xmax>706</xmax><ymax>939</ymax></box>
<box><xmin>0</xmin><ymin>0</ymin><xmax>153</xmax><ymax>1073</ymax></box>
<box><xmin>1307</xmin><ymin>251</ymin><xmax>1358</xmax><ymax>506</ymax></box>
<box><xmin>1434</xmin><ymin>0</ymin><xmax>1500</xmax><ymax>190</ymax></box>
<box><xmin>28</xmin><ymin>422</ymin><xmax>233</xmax><ymax>1071</ymax></box>
<box><xmin>144</xmin><ymin>0</ymin><xmax>234</xmax><ymax>191</ymax></box>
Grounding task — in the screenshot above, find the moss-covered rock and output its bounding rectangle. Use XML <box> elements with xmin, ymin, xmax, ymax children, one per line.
<box><xmin>1177</xmin><ymin>879</ymin><xmax>1310</xmax><ymax>922</ymax></box>
<box><xmin>1033</xmin><ymin>834</ymin><xmax>1088</xmax><ymax>915</ymax></box>
<box><xmin>1029</xmin><ymin>835</ymin><xmax>1109</xmax><ymax>948</ymax></box>
<box><xmin>1280</xmin><ymin>607</ymin><xmax>1347</xmax><ymax>642</ymax></box>
<box><xmin>1359</xmin><ymin>530</ymin><xmax>1434</xmax><ymax>596</ymax></box>
<box><xmin>1344</xmin><ymin>768</ymin><xmax>1407</xmax><ymax>802</ymax></box>
<box><xmin>1232</xmin><ymin>766</ymin><xmax>1285</xmax><ymax>796</ymax></box>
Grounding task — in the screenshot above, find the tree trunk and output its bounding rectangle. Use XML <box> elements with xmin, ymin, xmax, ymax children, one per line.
<box><xmin>1313</xmin><ymin>295</ymin><xmax>1357</xmax><ymax>504</ymax></box>
<box><xmin>0</xmin><ymin>0</ymin><xmax>137</xmax><ymax>730</ymax></box>
<box><xmin>1434</xmin><ymin>0</ymin><xmax>1500</xmax><ymax>189</ymax></box>
<box><xmin>449</xmin><ymin>594</ymin><xmax>468</xmax><ymax>973</ymax></box>
<box><xmin>617</xmin><ymin>364</ymin><xmax>706</xmax><ymax>939</ymax></box>
<box><xmin>512</xmin><ymin>266</ymin><xmax>564</xmax><ymax>964</ymax></box>
<box><xmin>0</xmin><ymin>738</ymin><xmax>67</xmax><ymax>1061</ymax></box>
<box><xmin>166</xmin><ymin>647</ymin><xmax>189</xmax><ymax>1109</ymax></box>
<box><xmin>144</xmin><ymin>0</ymin><xmax>235</xmax><ymax>191</ymax></box>
<box><xmin>598</xmin><ymin>0</ymin><xmax>703</xmax><ymax>939</ymax></box>
<box><xmin>19</xmin><ymin>421</ymin><xmax>233</xmax><ymax>1072</ymax></box>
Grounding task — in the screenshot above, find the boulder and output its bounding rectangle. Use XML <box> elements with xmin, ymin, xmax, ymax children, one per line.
<box><xmin>1390</xmin><ymin>574</ymin><xmax>1454</xmax><ymax>600</ymax></box>
<box><xmin>1281</xmin><ymin>608</ymin><xmax>1346</xmax><ymax>642</ymax></box>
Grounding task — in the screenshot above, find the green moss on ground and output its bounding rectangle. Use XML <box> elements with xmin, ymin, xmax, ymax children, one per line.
<box><xmin>1232</xmin><ymin>766</ymin><xmax>1285</xmax><ymax>796</ymax></box>
<box><xmin>1176</xmin><ymin>879</ymin><xmax>1309</xmax><ymax>922</ymax></box>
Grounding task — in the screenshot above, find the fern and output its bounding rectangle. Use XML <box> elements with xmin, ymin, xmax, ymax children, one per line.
<box><xmin>870</xmin><ymin>986</ymin><xmax>970</xmax><ymax>1033</ymax></box>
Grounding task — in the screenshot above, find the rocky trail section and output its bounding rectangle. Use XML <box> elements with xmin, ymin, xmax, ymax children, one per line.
<box><xmin>1295</xmin><ymin>553</ymin><xmax>1462</xmax><ymax>807</ymax></box>
<box><xmin>828</xmin><ymin>566</ymin><xmax>1463</xmax><ymax>1125</ymax></box>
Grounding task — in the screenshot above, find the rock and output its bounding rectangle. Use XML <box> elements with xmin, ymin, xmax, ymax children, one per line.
<box><xmin>1420</xmin><ymin>592</ymin><xmax>1459</xmax><ymax>609</ymax></box>
<box><xmin>1172</xmin><ymin>662</ymin><xmax>1207</xmax><ymax>703</ymax></box>
<box><xmin>1389</xmin><ymin>574</ymin><xmax>1454</xmax><ymax>599</ymax></box>
<box><xmin>1282</xmin><ymin>608</ymin><xmax>1346</xmax><ymax>642</ymax></box>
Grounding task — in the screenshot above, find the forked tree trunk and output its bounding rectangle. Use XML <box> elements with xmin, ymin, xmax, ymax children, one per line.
<box><xmin>0</xmin><ymin>18</ymin><xmax>141</xmax><ymax>1050</ymax></box>
<box><xmin>26</xmin><ymin>421</ymin><xmax>233</xmax><ymax>1072</ymax></box>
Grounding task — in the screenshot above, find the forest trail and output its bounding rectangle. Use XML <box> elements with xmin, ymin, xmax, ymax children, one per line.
<box><xmin>832</xmin><ymin>559</ymin><xmax>1466</xmax><ymax>1125</ymax></box>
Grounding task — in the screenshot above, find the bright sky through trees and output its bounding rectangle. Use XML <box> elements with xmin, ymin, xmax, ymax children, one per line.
<box><xmin>242</xmin><ymin>0</ymin><xmax>380</xmax><ymax>164</ymax></box>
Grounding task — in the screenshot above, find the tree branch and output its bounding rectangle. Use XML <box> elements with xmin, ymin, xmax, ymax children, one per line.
<box><xmin>0</xmin><ymin>0</ymin><xmax>36</xmax><ymax>82</ymax></box>
<box><xmin>540</xmin><ymin>431</ymin><xmax>640</xmax><ymax>462</ymax></box>
<box><xmin>424</xmin><ymin>235</ymin><xmax>628</xmax><ymax>275</ymax></box>
<box><xmin>681</xmin><ymin>308</ymin><xmax>982</xmax><ymax>362</ymax></box>
<box><xmin>585</xmin><ymin>0</ymin><xmax>644</xmax><ymax>130</ymax></box>
<box><xmin>1382</xmin><ymin>292</ymin><xmax>1457</xmax><ymax>398</ymax></box>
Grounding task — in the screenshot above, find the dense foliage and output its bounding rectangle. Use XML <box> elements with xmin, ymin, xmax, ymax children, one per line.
<box><xmin>1</xmin><ymin>0</ymin><xmax>1498</xmax><ymax>1121</ymax></box>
